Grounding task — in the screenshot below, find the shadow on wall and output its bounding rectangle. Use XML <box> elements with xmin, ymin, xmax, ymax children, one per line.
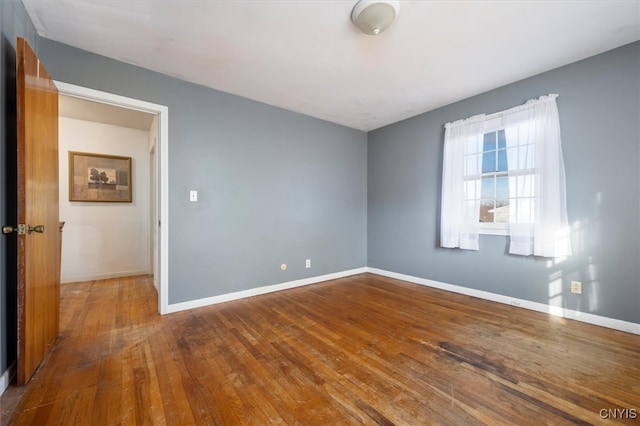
<box><xmin>2</xmin><ymin>34</ymin><xmax>18</xmax><ymax>363</ymax></box>
<box><xmin>546</xmin><ymin>191</ymin><xmax>602</xmax><ymax>315</ymax></box>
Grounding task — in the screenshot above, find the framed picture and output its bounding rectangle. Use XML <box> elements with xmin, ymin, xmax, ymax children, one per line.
<box><xmin>69</xmin><ymin>151</ymin><xmax>132</xmax><ymax>202</ymax></box>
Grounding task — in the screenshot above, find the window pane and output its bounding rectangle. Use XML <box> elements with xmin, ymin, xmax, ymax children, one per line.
<box><xmin>465</xmin><ymin>154</ymin><xmax>480</xmax><ymax>176</ymax></box>
<box><xmin>481</xmin><ymin>177</ymin><xmax>494</xmax><ymax>198</ymax></box>
<box><xmin>517</xmin><ymin>122</ymin><xmax>532</xmax><ymax>144</ymax></box>
<box><xmin>515</xmin><ymin>198</ymin><xmax>534</xmax><ymax>223</ymax></box>
<box><xmin>497</xmin><ymin>129</ymin><xmax>506</xmax><ymax>149</ymax></box>
<box><xmin>482</xmin><ymin>151</ymin><xmax>496</xmax><ymax>173</ymax></box>
<box><xmin>494</xmin><ymin>199</ymin><xmax>510</xmax><ymax>223</ymax></box>
<box><xmin>506</xmin><ymin>147</ymin><xmax>518</xmax><ymax>170</ymax></box>
<box><xmin>519</xmin><ymin>144</ymin><xmax>535</xmax><ymax>170</ymax></box>
<box><xmin>479</xmin><ymin>200</ymin><xmax>494</xmax><ymax>222</ymax></box>
<box><xmin>508</xmin><ymin>176</ymin><xmax>517</xmax><ymax>198</ymax></box>
<box><xmin>517</xmin><ymin>175</ymin><xmax>535</xmax><ymax>197</ymax></box>
<box><xmin>464</xmin><ymin>200</ymin><xmax>480</xmax><ymax>221</ymax></box>
<box><xmin>504</xmin><ymin>125</ymin><xmax>518</xmax><ymax>148</ymax></box>
<box><xmin>483</xmin><ymin>132</ymin><xmax>496</xmax><ymax>151</ymax></box>
<box><xmin>496</xmin><ymin>176</ymin><xmax>509</xmax><ymax>199</ymax></box>
<box><xmin>464</xmin><ymin>179</ymin><xmax>480</xmax><ymax>200</ymax></box>
<box><xmin>497</xmin><ymin>149</ymin><xmax>508</xmax><ymax>171</ymax></box>
<box><xmin>465</xmin><ymin>136</ymin><xmax>481</xmax><ymax>154</ymax></box>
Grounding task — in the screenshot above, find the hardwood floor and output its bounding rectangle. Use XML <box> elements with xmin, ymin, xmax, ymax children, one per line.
<box><xmin>1</xmin><ymin>273</ymin><xmax>639</xmax><ymax>425</ymax></box>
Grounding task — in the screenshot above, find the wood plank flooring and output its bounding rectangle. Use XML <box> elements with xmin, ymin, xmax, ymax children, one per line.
<box><xmin>1</xmin><ymin>273</ymin><xmax>639</xmax><ymax>425</ymax></box>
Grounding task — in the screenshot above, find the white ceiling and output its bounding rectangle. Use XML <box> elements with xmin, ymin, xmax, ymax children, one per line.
<box><xmin>24</xmin><ymin>1</ymin><xmax>640</xmax><ymax>132</ymax></box>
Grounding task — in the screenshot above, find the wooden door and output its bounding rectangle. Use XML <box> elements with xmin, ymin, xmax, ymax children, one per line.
<box><xmin>15</xmin><ymin>37</ymin><xmax>60</xmax><ymax>385</ymax></box>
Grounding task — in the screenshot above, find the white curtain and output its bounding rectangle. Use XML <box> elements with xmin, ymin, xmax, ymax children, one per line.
<box><xmin>441</xmin><ymin>94</ymin><xmax>572</xmax><ymax>258</ymax></box>
<box><xmin>441</xmin><ymin>114</ymin><xmax>485</xmax><ymax>250</ymax></box>
<box><xmin>500</xmin><ymin>94</ymin><xmax>572</xmax><ymax>257</ymax></box>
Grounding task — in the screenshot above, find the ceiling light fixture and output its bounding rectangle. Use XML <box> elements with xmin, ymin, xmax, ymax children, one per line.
<box><xmin>351</xmin><ymin>0</ymin><xmax>400</xmax><ymax>36</ymax></box>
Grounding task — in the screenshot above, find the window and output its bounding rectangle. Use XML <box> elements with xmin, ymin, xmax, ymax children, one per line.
<box><xmin>479</xmin><ymin>130</ymin><xmax>509</xmax><ymax>224</ymax></box>
<box><xmin>464</xmin><ymin>129</ymin><xmax>511</xmax><ymax>233</ymax></box>
<box><xmin>463</xmin><ymin>125</ymin><xmax>537</xmax><ymax>235</ymax></box>
<box><xmin>441</xmin><ymin>94</ymin><xmax>571</xmax><ymax>258</ymax></box>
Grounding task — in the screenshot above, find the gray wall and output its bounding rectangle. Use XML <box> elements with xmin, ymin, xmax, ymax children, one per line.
<box><xmin>0</xmin><ymin>0</ymin><xmax>39</xmax><ymax>384</ymax></box>
<box><xmin>36</xmin><ymin>38</ymin><xmax>368</xmax><ymax>305</ymax></box>
<box><xmin>368</xmin><ymin>42</ymin><xmax>640</xmax><ymax>324</ymax></box>
<box><xmin>1</xmin><ymin>9</ymin><xmax>638</xmax><ymax>390</ymax></box>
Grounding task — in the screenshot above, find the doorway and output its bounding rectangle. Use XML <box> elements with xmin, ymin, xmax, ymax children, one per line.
<box><xmin>55</xmin><ymin>82</ymin><xmax>169</xmax><ymax>314</ymax></box>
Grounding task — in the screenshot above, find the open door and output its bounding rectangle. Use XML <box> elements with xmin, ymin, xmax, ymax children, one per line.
<box><xmin>6</xmin><ymin>38</ymin><xmax>60</xmax><ymax>384</ymax></box>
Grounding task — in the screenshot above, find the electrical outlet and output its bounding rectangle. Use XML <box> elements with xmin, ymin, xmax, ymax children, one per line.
<box><xmin>280</xmin><ymin>263</ymin><xmax>287</xmax><ymax>271</ymax></box>
<box><xmin>305</xmin><ymin>259</ymin><xmax>311</xmax><ymax>268</ymax></box>
<box><xmin>570</xmin><ymin>280</ymin><xmax>582</xmax><ymax>294</ymax></box>
<box><xmin>189</xmin><ymin>190</ymin><xmax>198</xmax><ymax>202</ymax></box>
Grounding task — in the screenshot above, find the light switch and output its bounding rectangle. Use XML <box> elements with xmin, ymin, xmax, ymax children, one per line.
<box><xmin>190</xmin><ymin>190</ymin><xmax>198</xmax><ymax>202</ymax></box>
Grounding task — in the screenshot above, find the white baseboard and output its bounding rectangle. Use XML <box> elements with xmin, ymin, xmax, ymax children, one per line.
<box><xmin>166</xmin><ymin>267</ymin><xmax>368</xmax><ymax>314</ymax></box>
<box><xmin>367</xmin><ymin>268</ymin><xmax>640</xmax><ymax>335</ymax></box>
<box><xmin>0</xmin><ymin>361</ymin><xmax>16</xmax><ymax>396</ymax></box>
<box><xmin>61</xmin><ymin>269</ymin><xmax>150</xmax><ymax>284</ymax></box>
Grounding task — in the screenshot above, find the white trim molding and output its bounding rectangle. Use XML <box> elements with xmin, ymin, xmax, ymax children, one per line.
<box><xmin>166</xmin><ymin>268</ymin><xmax>368</xmax><ymax>314</ymax></box>
<box><xmin>0</xmin><ymin>361</ymin><xmax>16</xmax><ymax>396</ymax></box>
<box><xmin>54</xmin><ymin>81</ymin><xmax>170</xmax><ymax>315</ymax></box>
<box><xmin>367</xmin><ymin>268</ymin><xmax>640</xmax><ymax>335</ymax></box>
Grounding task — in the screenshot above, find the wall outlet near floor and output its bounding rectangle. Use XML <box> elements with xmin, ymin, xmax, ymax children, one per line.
<box><xmin>570</xmin><ymin>280</ymin><xmax>582</xmax><ymax>294</ymax></box>
<box><xmin>305</xmin><ymin>259</ymin><xmax>311</xmax><ymax>268</ymax></box>
<box><xmin>280</xmin><ymin>263</ymin><xmax>287</xmax><ymax>271</ymax></box>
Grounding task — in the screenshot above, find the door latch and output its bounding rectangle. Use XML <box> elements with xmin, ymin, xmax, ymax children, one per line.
<box><xmin>2</xmin><ymin>224</ymin><xmax>26</xmax><ymax>235</ymax></box>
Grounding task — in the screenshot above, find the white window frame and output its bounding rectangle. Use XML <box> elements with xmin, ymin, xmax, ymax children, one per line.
<box><xmin>472</xmin><ymin>118</ymin><xmax>516</xmax><ymax>236</ymax></box>
<box><xmin>479</xmin><ymin>221</ymin><xmax>509</xmax><ymax>235</ymax></box>
<box><xmin>465</xmin><ymin>117</ymin><xmax>538</xmax><ymax>236</ymax></box>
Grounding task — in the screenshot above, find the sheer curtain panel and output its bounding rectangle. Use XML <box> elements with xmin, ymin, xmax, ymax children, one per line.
<box><xmin>501</xmin><ymin>94</ymin><xmax>572</xmax><ymax>257</ymax></box>
<box><xmin>441</xmin><ymin>114</ymin><xmax>485</xmax><ymax>250</ymax></box>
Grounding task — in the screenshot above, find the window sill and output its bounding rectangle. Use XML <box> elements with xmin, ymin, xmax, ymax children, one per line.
<box><xmin>478</xmin><ymin>225</ymin><xmax>509</xmax><ymax>236</ymax></box>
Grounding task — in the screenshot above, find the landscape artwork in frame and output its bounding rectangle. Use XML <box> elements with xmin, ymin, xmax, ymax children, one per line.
<box><xmin>69</xmin><ymin>151</ymin><xmax>132</xmax><ymax>202</ymax></box>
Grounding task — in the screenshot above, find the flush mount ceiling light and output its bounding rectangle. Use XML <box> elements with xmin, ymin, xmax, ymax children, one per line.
<box><xmin>351</xmin><ymin>0</ymin><xmax>400</xmax><ymax>36</ymax></box>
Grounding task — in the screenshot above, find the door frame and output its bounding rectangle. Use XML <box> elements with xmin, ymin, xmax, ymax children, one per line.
<box><xmin>55</xmin><ymin>81</ymin><xmax>170</xmax><ymax>314</ymax></box>
<box><xmin>149</xmin><ymin>136</ymin><xmax>158</xmax><ymax>291</ymax></box>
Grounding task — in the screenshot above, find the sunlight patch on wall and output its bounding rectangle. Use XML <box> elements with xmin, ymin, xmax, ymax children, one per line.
<box><xmin>548</xmin><ymin>271</ymin><xmax>563</xmax><ymax>308</ymax></box>
<box><xmin>586</xmin><ymin>257</ymin><xmax>600</xmax><ymax>312</ymax></box>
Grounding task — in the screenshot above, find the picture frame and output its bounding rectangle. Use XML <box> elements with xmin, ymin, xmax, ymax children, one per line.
<box><xmin>69</xmin><ymin>151</ymin><xmax>132</xmax><ymax>202</ymax></box>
